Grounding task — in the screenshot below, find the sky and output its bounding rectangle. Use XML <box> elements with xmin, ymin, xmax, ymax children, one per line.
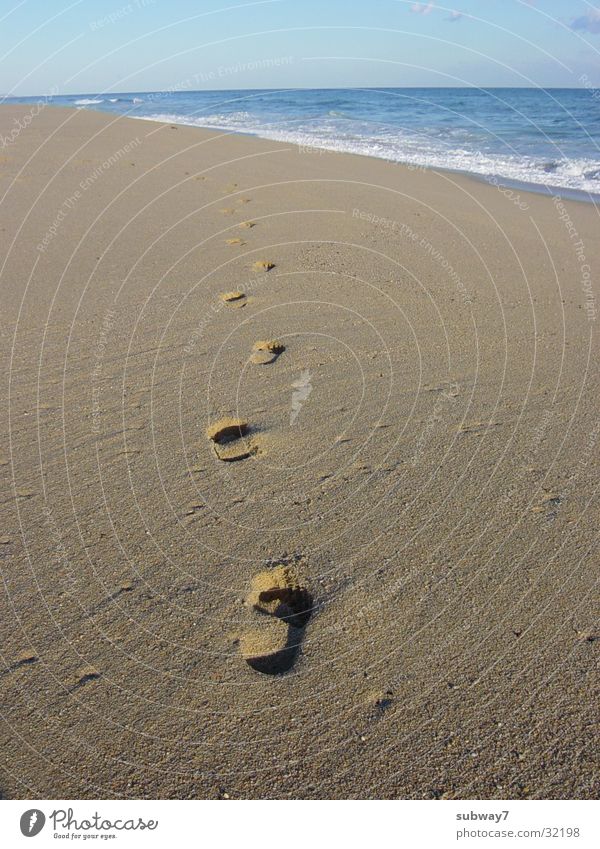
<box><xmin>1</xmin><ymin>0</ymin><xmax>600</xmax><ymax>96</ymax></box>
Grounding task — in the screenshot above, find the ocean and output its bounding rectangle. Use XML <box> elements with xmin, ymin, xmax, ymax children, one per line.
<box><xmin>6</xmin><ymin>87</ymin><xmax>600</xmax><ymax>199</ymax></box>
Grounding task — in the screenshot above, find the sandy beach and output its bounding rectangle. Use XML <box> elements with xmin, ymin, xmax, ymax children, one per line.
<box><xmin>0</xmin><ymin>104</ymin><xmax>598</xmax><ymax>800</ymax></box>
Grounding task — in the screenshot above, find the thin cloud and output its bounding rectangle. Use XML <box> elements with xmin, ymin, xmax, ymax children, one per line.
<box><xmin>446</xmin><ymin>10</ymin><xmax>463</xmax><ymax>22</ymax></box>
<box><xmin>570</xmin><ymin>10</ymin><xmax>600</xmax><ymax>34</ymax></box>
<box><xmin>410</xmin><ymin>3</ymin><xmax>434</xmax><ymax>14</ymax></box>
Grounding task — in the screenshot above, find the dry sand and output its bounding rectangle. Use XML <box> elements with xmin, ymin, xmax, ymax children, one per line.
<box><xmin>0</xmin><ymin>105</ymin><xmax>598</xmax><ymax>799</ymax></box>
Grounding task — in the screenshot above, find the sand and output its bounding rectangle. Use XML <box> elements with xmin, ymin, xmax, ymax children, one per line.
<box><xmin>0</xmin><ymin>105</ymin><xmax>598</xmax><ymax>800</ymax></box>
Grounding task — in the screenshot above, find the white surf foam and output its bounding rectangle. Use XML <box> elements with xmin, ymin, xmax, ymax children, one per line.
<box><xmin>130</xmin><ymin>111</ymin><xmax>600</xmax><ymax>194</ymax></box>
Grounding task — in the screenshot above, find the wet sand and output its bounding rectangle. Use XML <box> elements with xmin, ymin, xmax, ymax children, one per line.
<box><xmin>0</xmin><ymin>104</ymin><xmax>598</xmax><ymax>799</ymax></box>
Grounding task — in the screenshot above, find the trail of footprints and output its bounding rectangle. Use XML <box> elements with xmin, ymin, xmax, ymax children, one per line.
<box><xmin>211</xmin><ymin>211</ymin><xmax>279</xmax><ymax>463</ymax></box>
<box><xmin>210</xmin><ymin>197</ymin><xmax>312</xmax><ymax>672</ymax></box>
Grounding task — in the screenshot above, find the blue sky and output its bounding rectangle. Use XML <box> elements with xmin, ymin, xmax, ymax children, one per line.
<box><xmin>1</xmin><ymin>0</ymin><xmax>600</xmax><ymax>95</ymax></box>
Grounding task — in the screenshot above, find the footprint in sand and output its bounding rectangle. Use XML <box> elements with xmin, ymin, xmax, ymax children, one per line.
<box><xmin>110</xmin><ymin>581</ymin><xmax>136</xmax><ymax>598</ymax></box>
<box><xmin>531</xmin><ymin>490</ymin><xmax>562</xmax><ymax>515</ymax></box>
<box><xmin>0</xmin><ymin>652</ymin><xmax>38</xmax><ymax>678</ymax></box>
<box><xmin>575</xmin><ymin>628</ymin><xmax>599</xmax><ymax>643</ymax></box>
<box><xmin>252</xmin><ymin>260</ymin><xmax>275</xmax><ymax>272</ymax></box>
<box><xmin>220</xmin><ymin>207</ymin><xmax>235</xmax><ymax>215</ymax></box>
<box><xmin>250</xmin><ymin>339</ymin><xmax>285</xmax><ymax>365</ymax></box>
<box><xmin>239</xmin><ymin>221</ymin><xmax>256</xmax><ymax>229</ymax></box>
<box><xmin>70</xmin><ymin>667</ymin><xmax>101</xmax><ymax>692</ymax></box>
<box><xmin>220</xmin><ymin>291</ymin><xmax>247</xmax><ymax>308</ymax></box>
<box><xmin>362</xmin><ymin>690</ymin><xmax>395</xmax><ymax>727</ymax></box>
<box><xmin>16</xmin><ymin>489</ymin><xmax>36</xmax><ymax>500</ymax></box>
<box><xmin>240</xmin><ymin>566</ymin><xmax>313</xmax><ymax>674</ymax></box>
<box><xmin>457</xmin><ymin>420</ymin><xmax>500</xmax><ymax>435</ymax></box>
<box><xmin>184</xmin><ymin>501</ymin><xmax>206</xmax><ymax>517</ymax></box>
<box><xmin>236</xmin><ymin>197</ymin><xmax>251</xmax><ymax>205</ymax></box>
<box><xmin>206</xmin><ymin>417</ymin><xmax>262</xmax><ymax>462</ymax></box>
<box><xmin>225</xmin><ymin>238</ymin><xmax>246</xmax><ymax>246</ymax></box>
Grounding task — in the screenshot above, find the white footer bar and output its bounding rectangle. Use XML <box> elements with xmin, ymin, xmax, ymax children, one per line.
<box><xmin>1</xmin><ymin>799</ymin><xmax>598</xmax><ymax>848</ymax></box>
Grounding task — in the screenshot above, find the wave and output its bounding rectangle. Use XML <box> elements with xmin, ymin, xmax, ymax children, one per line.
<box><xmin>127</xmin><ymin>110</ymin><xmax>600</xmax><ymax>195</ymax></box>
<box><xmin>192</xmin><ymin>111</ymin><xmax>254</xmax><ymax>127</ymax></box>
<box><xmin>74</xmin><ymin>98</ymin><xmax>104</xmax><ymax>105</ymax></box>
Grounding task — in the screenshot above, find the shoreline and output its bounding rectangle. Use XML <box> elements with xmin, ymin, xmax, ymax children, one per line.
<box><xmin>5</xmin><ymin>96</ymin><xmax>600</xmax><ymax>205</ymax></box>
<box><xmin>127</xmin><ymin>110</ymin><xmax>600</xmax><ymax>206</ymax></box>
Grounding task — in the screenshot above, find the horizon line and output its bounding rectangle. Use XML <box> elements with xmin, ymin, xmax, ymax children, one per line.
<box><xmin>3</xmin><ymin>84</ymin><xmax>596</xmax><ymax>98</ymax></box>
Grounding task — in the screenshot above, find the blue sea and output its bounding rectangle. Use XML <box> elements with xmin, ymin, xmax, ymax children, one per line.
<box><xmin>7</xmin><ymin>87</ymin><xmax>600</xmax><ymax>197</ymax></box>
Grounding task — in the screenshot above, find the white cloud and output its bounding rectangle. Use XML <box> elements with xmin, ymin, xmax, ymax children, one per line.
<box><xmin>570</xmin><ymin>10</ymin><xmax>600</xmax><ymax>35</ymax></box>
<box><xmin>410</xmin><ymin>3</ymin><xmax>434</xmax><ymax>14</ymax></box>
